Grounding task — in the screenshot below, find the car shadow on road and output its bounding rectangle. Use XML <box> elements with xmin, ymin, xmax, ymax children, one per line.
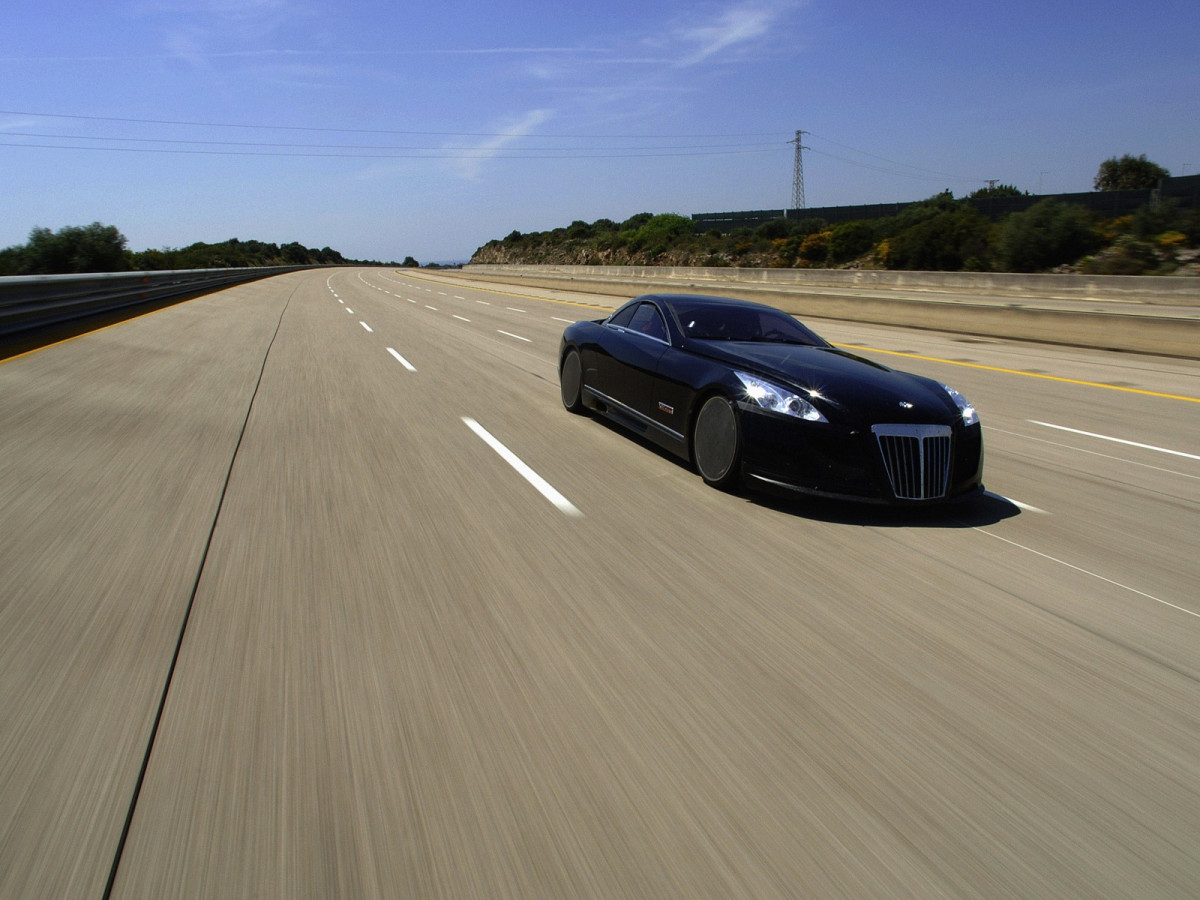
<box><xmin>743</xmin><ymin>489</ymin><xmax>1021</xmax><ymax>528</ymax></box>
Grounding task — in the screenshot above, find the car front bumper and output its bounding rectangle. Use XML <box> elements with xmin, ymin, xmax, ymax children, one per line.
<box><xmin>736</xmin><ymin>403</ymin><xmax>984</xmax><ymax>504</ymax></box>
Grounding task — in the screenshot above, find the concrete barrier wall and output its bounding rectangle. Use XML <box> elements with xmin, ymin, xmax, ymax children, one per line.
<box><xmin>457</xmin><ymin>265</ymin><xmax>1200</xmax><ymax>358</ymax></box>
<box><xmin>463</xmin><ymin>264</ymin><xmax>1199</xmax><ymax>301</ymax></box>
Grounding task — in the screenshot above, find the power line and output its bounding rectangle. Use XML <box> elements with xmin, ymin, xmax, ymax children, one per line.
<box><xmin>5</xmin><ymin>131</ymin><xmax>783</xmax><ymax>154</ymax></box>
<box><xmin>0</xmin><ymin>108</ymin><xmax>791</xmax><ymax>141</ymax></box>
<box><xmin>0</xmin><ymin>140</ymin><xmax>782</xmax><ymax>161</ymax></box>
<box><xmin>804</xmin><ymin>129</ymin><xmax>985</xmax><ymax>183</ymax></box>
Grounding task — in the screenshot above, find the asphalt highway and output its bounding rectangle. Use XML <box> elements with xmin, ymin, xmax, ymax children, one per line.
<box><xmin>2</xmin><ymin>268</ymin><xmax>1197</xmax><ymax>898</ymax></box>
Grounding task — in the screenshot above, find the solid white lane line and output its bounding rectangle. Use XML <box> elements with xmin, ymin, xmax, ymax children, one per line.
<box><xmin>462</xmin><ymin>418</ymin><xmax>582</xmax><ymax>517</ymax></box>
<box><xmin>497</xmin><ymin>330</ymin><xmax>531</xmax><ymax>343</ymax></box>
<box><xmin>360</xmin><ymin>321</ymin><xmax>373</xmax><ymax>332</ymax></box>
<box><xmin>453</xmin><ymin>315</ymin><xmax>471</xmax><ymax>322</ymax></box>
<box><xmin>988</xmin><ymin>426</ymin><xmax>1198</xmax><ymax>481</ymax></box>
<box><xmin>975</xmin><ymin>528</ymin><xmax>1198</xmax><ymax>619</ymax></box>
<box><xmin>1030</xmin><ymin>421</ymin><xmax>1200</xmax><ymax>461</ymax></box>
<box><xmin>387</xmin><ymin>348</ymin><xmax>416</xmax><ymax>371</ymax></box>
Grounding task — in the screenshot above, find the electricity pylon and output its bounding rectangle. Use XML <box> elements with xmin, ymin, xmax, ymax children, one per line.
<box><xmin>789</xmin><ymin>130</ymin><xmax>807</xmax><ymax>210</ymax></box>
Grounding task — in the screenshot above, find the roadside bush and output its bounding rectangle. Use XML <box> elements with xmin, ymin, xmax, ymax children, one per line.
<box><xmin>754</xmin><ymin>218</ymin><xmax>794</xmax><ymax>240</ymax></box>
<box><xmin>795</xmin><ymin>231</ymin><xmax>831</xmax><ymax>266</ymax></box>
<box><xmin>995</xmin><ymin>199</ymin><xmax>1100</xmax><ymax>272</ymax></box>
<box><xmin>827</xmin><ymin>220</ymin><xmax>876</xmax><ymax>265</ymax></box>
<box><xmin>876</xmin><ymin>191</ymin><xmax>958</xmax><ymax>240</ymax></box>
<box><xmin>885</xmin><ymin>207</ymin><xmax>991</xmax><ymax>271</ymax></box>
<box><xmin>1129</xmin><ymin>199</ymin><xmax>1197</xmax><ymax>243</ymax></box>
<box><xmin>1080</xmin><ymin>236</ymin><xmax>1159</xmax><ymax>275</ymax></box>
<box><xmin>627</xmin><ymin>213</ymin><xmax>694</xmax><ymax>257</ymax></box>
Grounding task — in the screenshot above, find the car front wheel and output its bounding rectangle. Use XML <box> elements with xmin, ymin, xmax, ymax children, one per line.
<box><xmin>692</xmin><ymin>395</ymin><xmax>741</xmax><ymax>489</ymax></box>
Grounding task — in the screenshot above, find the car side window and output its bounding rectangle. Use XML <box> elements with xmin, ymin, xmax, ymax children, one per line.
<box><xmin>607</xmin><ymin>305</ymin><xmax>637</xmax><ymax>328</ymax></box>
<box><xmin>627</xmin><ymin>303</ymin><xmax>668</xmax><ymax>342</ymax></box>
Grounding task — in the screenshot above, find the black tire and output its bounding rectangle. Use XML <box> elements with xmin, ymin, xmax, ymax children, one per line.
<box><xmin>692</xmin><ymin>395</ymin><xmax>741</xmax><ymax>488</ymax></box>
<box><xmin>559</xmin><ymin>349</ymin><xmax>586</xmax><ymax>414</ymax></box>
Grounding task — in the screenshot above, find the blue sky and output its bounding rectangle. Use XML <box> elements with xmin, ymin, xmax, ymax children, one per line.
<box><xmin>2</xmin><ymin>0</ymin><xmax>1197</xmax><ymax>263</ymax></box>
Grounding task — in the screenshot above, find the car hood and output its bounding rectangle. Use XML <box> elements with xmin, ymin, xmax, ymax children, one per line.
<box><xmin>690</xmin><ymin>341</ymin><xmax>959</xmax><ymax>424</ymax></box>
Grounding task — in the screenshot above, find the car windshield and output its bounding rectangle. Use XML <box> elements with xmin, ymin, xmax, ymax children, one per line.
<box><xmin>670</xmin><ymin>301</ymin><xmax>825</xmax><ymax>345</ymax></box>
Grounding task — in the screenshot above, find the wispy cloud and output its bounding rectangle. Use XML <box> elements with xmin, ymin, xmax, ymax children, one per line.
<box><xmin>672</xmin><ymin>1</ymin><xmax>796</xmax><ymax>66</ymax></box>
<box><xmin>129</xmin><ymin>0</ymin><xmax>291</xmax><ymax>23</ymax></box>
<box><xmin>452</xmin><ymin>109</ymin><xmax>555</xmax><ymax>180</ymax></box>
<box><xmin>130</xmin><ymin>0</ymin><xmax>301</xmax><ymax>66</ymax></box>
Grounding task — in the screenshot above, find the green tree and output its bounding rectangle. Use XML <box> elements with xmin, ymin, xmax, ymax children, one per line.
<box><xmin>401</xmin><ymin>256</ymin><xmax>419</xmax><ymax>267</ymax></box>
<box><xmin>885</xmin><ymin>207</ymin><xmax>991</xmax><ymax>271</ymax></box>
<box><xmin>968</xmin><ymin>184</ymin><xmax>1026</xmax><ymax>199</ymax></box>
<box><xmin>1094</xmin><ymin>154</ymin><xmax>1169</xmax><ymax>191</ymax></box>
<box><xmin>628</xmin><ymin>213</ymin><xmax>693</xmax><ymax>256</ymax></box>
<box><xmin>753</xmin><ymin>218</ymin><xmax>794</xmax><ymax>240</ymax></box>
<box><xmin>0</xmin><ymin>243</ymin><xmax>23</xmax><ymax>275</ymax></box>
<box><xmin>566</xmin><ymin>220</ymin><xmax>594</xmax><ymax>239</ymax></box>
<box><xmin>995</xmin><ymin>199</ymin><xmax>1100</xmax><ymax>271</ymax></box>
<box><xmin>20</xmin><ymin>222</ymin><xmax>129</xmax><ymax>274</ymax></box>
<box><xmin>827</xmin><ymin>220</ymin><xmax>876</xmax><ymax>264</ymax></box>
<box><xmin>876</xmin><ymin>191</ymin><xmax>957</xmax><ymax>239</ymax></box>
<box><xmin>280</xmin><ymin>241</ymin><xmax>309</xmax><ymax>264</ymax></box>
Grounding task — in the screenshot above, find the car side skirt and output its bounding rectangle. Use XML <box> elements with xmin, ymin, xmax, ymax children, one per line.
<box><xmin>582</xmin><ymin>386</ymin><xmax>689</xmax><ymax>457</ymax></box>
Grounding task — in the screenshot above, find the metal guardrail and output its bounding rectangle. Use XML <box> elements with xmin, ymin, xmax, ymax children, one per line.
<box><xmin>0</xmin><ymin>266</ymin><xmax>319</xmax><ymax>340</ymax></box>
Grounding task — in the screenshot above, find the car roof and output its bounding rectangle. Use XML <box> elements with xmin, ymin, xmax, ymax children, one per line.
<box><xmin>634</xmin><ymin>293</ymin><xmax>781</xmax><ymax>312</ymax></box>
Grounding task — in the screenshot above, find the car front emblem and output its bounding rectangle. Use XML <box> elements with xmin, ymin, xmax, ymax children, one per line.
<box><xmin>899</xmin><ymin>401</ymin><xmax>914</xmax><ymax>409</ymax></box>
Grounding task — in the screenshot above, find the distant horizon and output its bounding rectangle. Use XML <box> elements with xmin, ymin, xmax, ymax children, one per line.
<box><xmin>9</xmin><ymin>163</ymin><xmax>1193</xmax><ymax>271</ymax></box>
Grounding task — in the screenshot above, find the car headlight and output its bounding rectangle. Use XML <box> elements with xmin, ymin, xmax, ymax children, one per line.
<box><xmin>735</xmin><ymin>371</ymin><xmax>827</xmax><ymax>422</ymax></box>
<box><xmin>940</xmin><ymin>383</ymin><xmax>979</xmax><ymax>426</ymax></box>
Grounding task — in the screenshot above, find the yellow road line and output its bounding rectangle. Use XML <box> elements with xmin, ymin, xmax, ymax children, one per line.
<box><xmin>836</xmin><ymin>343</ymin><xmax>1200</xmax><ymax>404</ymax></box>
<box><xmin>0</xmin><ymin>305</ymin><xmax>175</xmax><ymax>365</ymax></box>
<box><xmin>407</xmin><ymin>272</ymin><xmax>1200</xmax><ymax>404</ymax></box>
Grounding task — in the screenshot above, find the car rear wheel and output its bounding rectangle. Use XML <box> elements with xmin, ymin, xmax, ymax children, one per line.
<box><xmin>693</xmin><ymin>395</ymin><xmax>741</xmax><ymax>488</ymax></box>
<box><xmin>560</xmin><ymin>349</ymin><xmax>586</xmax><ymax>414</ymax></box>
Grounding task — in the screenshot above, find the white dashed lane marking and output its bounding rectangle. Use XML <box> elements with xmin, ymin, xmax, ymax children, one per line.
<box><xmin>387</xmin><ymin>348</ymin><xmax>416</xmax><ymax>372</ymax></box>
<box><xmin>462</xmin><ymin>418</ymin><xmax>582</xmax><ymax>518</ymax></box>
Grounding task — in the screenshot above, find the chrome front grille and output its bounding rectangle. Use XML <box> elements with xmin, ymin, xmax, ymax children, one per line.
<box><xmin>872</xmin><ymin>424</ymin><xmax>952</xmax><ymax>500</ymax></box>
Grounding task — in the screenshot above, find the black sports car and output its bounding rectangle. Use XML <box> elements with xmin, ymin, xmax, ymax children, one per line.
<box><xmin>558</xmin><ymin>294</ymin><xmax>984</xmax><ymax>504</ymax></box>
